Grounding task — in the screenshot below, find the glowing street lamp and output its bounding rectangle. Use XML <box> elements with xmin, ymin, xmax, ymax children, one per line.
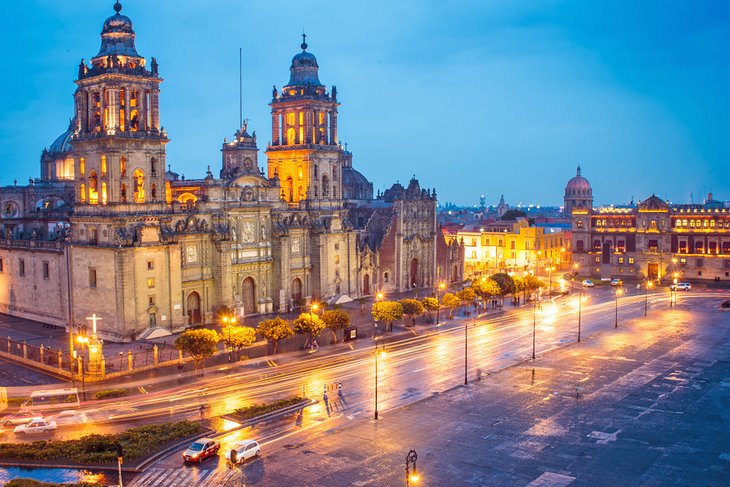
<box><xmin>614</xmin><ymin>288</ymin><xmax>624</xmax><ymax>328</ymax></box>
<box><xmin>644</xmin><ymin>280</ymin><xmax>653</xmax><ymax>316</ymax></box>
<box><xmin>406</xmin><ymin>449</ymin><xmax>419</xmax><ymax>486</ymax></box>
<box><xmin>373</xmin><ymin>292</ymin><xmax>384</xmax><ymax>338</ymax></box>
<box><xmin>577</xmin><ymin>289</ymin><xmax>587</xmax><ymax>342</ymax></box>
<box><xmin>435</xmin><ymin>282</ymin><xmax>446</xmax><ymax>325</ymax></box>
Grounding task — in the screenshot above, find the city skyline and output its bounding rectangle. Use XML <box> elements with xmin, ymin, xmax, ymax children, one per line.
<box><xmin>1</xmin><ymin>0</ymin><xmax>728</xmax><ymax>206</ymax></box>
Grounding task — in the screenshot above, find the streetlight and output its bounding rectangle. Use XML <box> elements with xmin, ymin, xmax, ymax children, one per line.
<box><xmin>577</xmin><ymin>289</ymin><xmax>586</xmax><ymax>342</ymax></box>
<box><xmin>221</xmin><ymin>314</ymin><xmax>237</xmax><ymax>362</ymax></box>
<box><xmin>572</xmin><ymin>263</ymin><xmax>579</xmax><ymax>294</ymax></box>
<box><xmin>671</xmin><ymin>272</ymin><xmax>679</xmax><ymax>307</ymax></box>
<box><xmin>405</xmin><ymin>449</ymin><xmax>419</xmax><ymax>486</ymax></box>
<box><xmin>464</xmin><ymin>318</ymin><xmax>474</xmax><ymax>385</ymax></box>
<box><xmin>644</xmin><ymin>280</ymin><xmax>653</xmax><ymax>316</ymax></box>
<box><xmin>373</xmin><ymin>292</ymin><xmax>384</xmax><ymax>338</ymax></box>
<box><xmin>435</xmin><ymin>282</ymin><xmax>446</xmax><ymax>325</ymax></box>
<box><xmin>374</xmin><ymin>342</ymin><xmax>386</xmax><ymax>420</ymax></box>
<box><xmin>614</xmin><ymin>287</ymin><xmax>624</xmax><ymax>328</ymax></box>
<box><xmin>546</xmin><ymin>265</ymin><xmax>555</xmax><ymax>297</ymax></box>
<box><xmin>532</xmin><ymin>297</ymin><xmax>537</xmax><ymax>360</ymax></box>
<box><xmin>76</xmin><ymin>324</ymin><xmax>89</xmax><ymax>400</ymax></box>
<box><xmin>309</xmin><ymin>303</ymin><xmax>319</xmax><ymax>350</ymax></box>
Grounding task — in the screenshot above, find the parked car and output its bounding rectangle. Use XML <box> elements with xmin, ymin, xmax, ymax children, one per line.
<box><xmin>581</xmin><ymin>279</ymin><xmax>595</xmax><ymax>288</ymax></box>
<box><xmin>1</xmin><ymin>412</ymin><xmax>43</xmax><ymax>426</ymax></box>
<box><xmin>14</xmin><ymin>418</ymin><xmax>57</xmax><ymax>435</ymax></box>
<box><xmin>50</xmin><ymin>410</ymin><xmax>88</xmax><ymax>426</ymax></box>
<box><xmin>183</xmin><ymin>438</ymin><xmax>220</xmax><ymax>463</ymax></box>
<box><xmin>610</xmin><ymin>279</ymin><xmax>623</xmax><ymax>287</ymax></box>
<box><xmin>670</xmin><ymin>282</ymin><xmax>691</xmax><ymax>291</ymax></box>
<box><xmin>229</xmin><ymin>440</ymin><xmax>261</xmax><ymax>464</ymax></box>
<box><xmin>721</xmin><ymin>300</ymin><xmax>730</xmax><ymax>310</ymax></box>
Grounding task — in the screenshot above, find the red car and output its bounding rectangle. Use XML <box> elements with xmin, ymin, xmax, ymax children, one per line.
<box><xmin>182</xmin><ymin>438</ymin><xmax>220</xmax><ymax>463</ymax></box>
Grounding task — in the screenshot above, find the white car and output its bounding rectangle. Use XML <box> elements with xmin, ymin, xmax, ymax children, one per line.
<box><xmin>229</xmin><ymin>440</ymin><xmax>261</xmax><ymax>464</ymax></box>
<box><xmin>1</xmin><ymin>411</ymin><xmax>43</xmax><ymax>426</ymax></box>
<box><xmin>51</xmin><ymin>410</ymin><xmax>88</xmax><ymax>426</ymax></box>
<box><xmin>14</xmin><ymin>418</ymin><xmax>57</xmax><ymax>435</ymax></box>
<box><xmin>670</xmin><ymin>282</ymin><xmax>691</xmax><ymax>291</ymax></box>
<box><xmin>581</xmin><ymin>279</ymin><xmax>594</xmax><ymax>288</ymax></box>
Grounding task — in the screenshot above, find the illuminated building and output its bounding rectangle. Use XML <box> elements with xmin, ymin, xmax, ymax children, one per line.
<box><xmin>0</xmin><ymin>2</ymin><xmax>462</xmax><ymax>339</ymax></box>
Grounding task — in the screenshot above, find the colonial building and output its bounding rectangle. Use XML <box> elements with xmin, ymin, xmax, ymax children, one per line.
<box><xmin>571</xmin><ymin>192</ymin><xmax>730</xmax><ymax>282</ymax></box>
<box><xmin>0</xmin><ymin>2</ymin><xmax>463</xmax><ymax>340</ymax></box>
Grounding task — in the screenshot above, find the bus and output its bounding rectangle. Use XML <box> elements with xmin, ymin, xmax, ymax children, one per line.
<box><xmin>23</xmin><ymin>388</ymin><xmax>81</xmax><ymax>412</ymax></box>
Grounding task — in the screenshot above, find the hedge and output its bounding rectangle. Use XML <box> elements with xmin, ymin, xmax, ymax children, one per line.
<box><xmin>93</xmin><ymin>389</ymin><xmax>127</xmax><ymax>400</ymax></box>
<box><xmin>0</xmin><ymin>420</ymin><xmax>201</xmax><ymax>464</ymax></box>
<box><xmin>6</xmin><ymin>481</ymin><xmax>102</xmax><ymax>487</ymax></box>
<box><xmin>232</xmin><ymin>397</ymin><xmax>305</xmax><ymax>421</ymax></box>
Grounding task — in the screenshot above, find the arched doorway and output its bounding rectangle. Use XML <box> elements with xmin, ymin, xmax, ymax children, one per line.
<box><xmin>410</xmin><ymin>258</ymin><xmax>419</xmax><ymax>288</ymax></box>
<box><xmin>186</xmin><ymin>291</ymin><xmax>201</xmax><ymax>324</ymax></box>
<box><xmin>242</xmin><ymin>277</ymin><xmax>256</xmax><ymax>316</ymax></box>
<box><xmin>291</xmin><ymin>278</ymin><xmax>302</xmax><ymax>305</ymax></box>
<box><xmin>363</xmin><ymin>274</ymin><xmax>370</xmax><ymax>295</ymax></box>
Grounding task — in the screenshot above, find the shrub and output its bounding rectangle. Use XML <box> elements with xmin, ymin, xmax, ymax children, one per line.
<box><xmin>93</xmin><ymin>389</ymin><xmax>127</xmax><ymax>400</ymax></box>
<box><xmin>233</xmin><ymin>397</ymin><xmax>305</xmax><ymax>421</ymax></box>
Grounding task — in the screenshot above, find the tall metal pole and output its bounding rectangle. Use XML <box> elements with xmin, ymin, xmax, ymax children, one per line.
<box><xmin>614</xmin><ymin>290</ymin><xmax>619</xmax><ymax>328</ymax></box>
<box><xmin>532</xmin><ymin>299</ymin><xmax>536</xmax><ymax>360</ymax></box>
<box><xmin>374</xmin><ymin>346</ymin><xmax>379</xmax><ymax>420</ymax></box>
<box><xmin>644</xmin><ymin>282</ymin><xmax>648</xmax><ymax>317</ymax></box>
<box><xmin>464</xmin><ymin>320</ymin><xmax>469</xmax><ymax>385</ymax></box>
<box><xmin>577</xmin><ymin>289</ymin><xmax>582</xmax><ymax>343</ymax></box>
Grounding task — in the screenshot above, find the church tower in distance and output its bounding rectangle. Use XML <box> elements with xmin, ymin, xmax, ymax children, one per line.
<box><xmin>266</xmin><ymin>35</ymin><xmax>343</xmax><ymax>208</ymax></box>
<box><xmin>72</xmin><ymin>1</ymin><xmax>168</xmax><ymax>208</ymax></box>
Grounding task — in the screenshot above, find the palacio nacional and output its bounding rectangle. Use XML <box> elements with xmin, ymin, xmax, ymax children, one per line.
<box><xmin>0</xmin><ymin>2</ymin><xmax>463</xmax><ymax>340</ymax></box>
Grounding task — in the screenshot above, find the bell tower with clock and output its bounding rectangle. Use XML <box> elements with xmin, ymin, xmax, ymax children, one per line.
<box><xmin>220</xmin><ymin>121</ymin><xmax>259</xmax><ymax>179</ymax></box>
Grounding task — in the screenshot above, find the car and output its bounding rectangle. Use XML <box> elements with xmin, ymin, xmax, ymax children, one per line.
<box><xmin>183</xmin><ymin>438</ymin><xmax>220</xmax><ymax>463</ymax></box>
<box><xmin>229</xmin><ymin>440</ymin><xmax>261</xmax><ymax>464</ymax></box>
<box><xmin>670</xmin><ymin>282</ymin><xmax>691</xmax><ymax>291</ymax></box>
<box><xmin>0</xmin><ymin>412</ymin><xmax>44</xmax><ymax>426</ymax></box>
<box><xmin>610</xmin><ymin>279</ymin><xmax>623</xmax><ymax>287</ymax></box>
<box><xmin>581</xmin><ymin>279</ymin><xmax>594</xmax><ymax>288</ymax></box>
<box><xmin>721</xmin><ymin>300</ymin><xmax>730</xmax><ymax>310</ymax></box>
<box><xmin>14</xmin><ymin>418</ymin><xmax>57</xmax><ymax>435</ymax></box>
<box><xmin>50</xmin><ymin>410</ymin><xmax>88</xmax><ymax>426</ymax></box>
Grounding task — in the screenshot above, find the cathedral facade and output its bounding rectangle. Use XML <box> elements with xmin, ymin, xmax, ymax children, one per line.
<box><xmin>0</xmin><ymin>2</ymin><xmax>462</xmax><ymax>340</ymax></box>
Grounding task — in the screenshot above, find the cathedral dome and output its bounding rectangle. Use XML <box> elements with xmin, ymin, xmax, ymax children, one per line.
<box><xmin>286</xmin><ymin>36</ymin><xmax>323</xmax><ymax>87</ymax></box>
<box><xmin>95</xmin><ymin>1</ymin><xmax>141</xmax><ymax>59</ymax></box>
<box><xmin>49</xmin><ymin>121</ymin><xmax>75</xmax><ymax>154</ymax></box>
<box><xmin>564</xmin><ymin>166</ymin><xmax>592</xmax><ymax>195</ymax></box>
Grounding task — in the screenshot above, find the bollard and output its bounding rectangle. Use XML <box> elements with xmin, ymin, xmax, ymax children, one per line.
<box><xmin>40</xmin><ymin>345</ymin><xmax>44</xmax><ymax>364</ymax></box>
<box><xmin>153</xmin><ymin>345</ymin><xmax>159</xmax><ymax>366</ymax></box>
<box><xmin>127</xmin><ymin>350</ymin><xmax>133</xmax><ymax>371</ymax></box>
<box><xmin>58</xmin><ymin>351</ymin><xmax>63</xmax><ymax>369</ymax></box>
<box><xmin>7</xmin><ymin>336</ymin><xmax>10</xmax><ymax>353</ymax></box>
<box><xmin>22</xmin><ymin>341</ymin><xmax>27</xmax><ymax>359</ymax></box>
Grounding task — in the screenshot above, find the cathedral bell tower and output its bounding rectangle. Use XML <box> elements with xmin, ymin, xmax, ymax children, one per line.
<box><xmin>71</xmin><ymin>1</ymin><xmax>168</xmax><ymax>208</ymax></box>
<box><xmin>220</xmin><ymin>121</ymin><xmax>259</xmax><ymax>179</ymax></box>
<box><xmin>266</xmin><ymin>35</ymin><xmax>343</xmax><ymax>207</ymax></box>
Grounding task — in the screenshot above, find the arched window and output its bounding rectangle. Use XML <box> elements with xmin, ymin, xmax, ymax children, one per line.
<box><xmin>690</xmin><ymin>220</ymin><xmax>695</xmax><ymax>228</ymax></box>
<box><xmin>150</xmin><ymin>157</ymin><xmax>157</xmax><ymax>177</ymax></box>
<box><xmin>120</xmin><ymin>183</ymin><xmax>127</xmax><ymax>203</ymax></box>
<box><xmin>88</xmin><ymin>171</ymin><xmax>99</xmax><ymax>204</ymax></box>
<box><xmin>120</xmin><ymin>156</ymin><xmax>127</xmax><ymax>177</ymax></box>
<box><xmin>101</xmin><ymin>155</ymin><xmax>107</xmax><ymax>176</ymax></box>
<box><xmin>322</xmin><ymin>174</ymin><xmax>329</xmax><ymax>198</ymax></box>
<box><xmin>286</xmin><ymin>128</ymin><xmax>296</xmax><ymax>145</ymax></box>
<box><xmin>151</xmin><ymin>183</ymin><xmax>157</xmax><ymax>200</ymax></box>
<box><xmin>286</xmin><ymin>176</ymin><xmax>294</xmax><ymax>202</ymax></box>
<box><xmin>80</xmin><ymin>183</ymin><xmax>86</xmax><ymax>203</ymax></box>
<box><xmin>130</xmin><ymin>110</ymin><xmax>139</xmax><ymax>131</ymax></box>
<box><xmin>333</xmin><ymin>185</ymin><xmax>337</xmax><ymax>199</ymax></box>
<box><xmin>79</xmin><ymin>157</ymin><xmax>85</xmax><ymax>177</ymax></box>
<box><xmin>133</xmin><ymin>169</ymin><xmax>145</xmax><ymax>203</ymax></box>
<box><xmin>101</xmin><ymin>182</ymin><xmax>107</xmax><ymax>205</ymax></box>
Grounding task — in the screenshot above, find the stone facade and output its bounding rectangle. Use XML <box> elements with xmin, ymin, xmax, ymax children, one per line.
<box><xmin>0</xmin><ymin>3</ymin><xmax>462</xmax><ymax>341</ymax></box>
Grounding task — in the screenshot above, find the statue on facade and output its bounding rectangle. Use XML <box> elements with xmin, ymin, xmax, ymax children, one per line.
<box><xmin>151</xmin><ymin>57</ymin><xmax>158</xmax><ymax>75</ymax></box>
<box><xmin>272</xmin><ymin>85</ymin><xmax>278</xmax><ymax>99</ymax></box>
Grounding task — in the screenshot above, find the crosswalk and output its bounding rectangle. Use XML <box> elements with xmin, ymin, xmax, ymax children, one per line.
<box><xmin>128</xmin><ymin>466</ymin><xmax>245</xmax><ymax>487</ymax></box>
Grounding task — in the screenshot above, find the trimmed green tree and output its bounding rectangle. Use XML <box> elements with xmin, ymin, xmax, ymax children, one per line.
<box><xmin>321</xmin><ymin>309</ymin><xmax>351</xmax><ymax>343</ymax></box>
<box><xmin>293</xmin><ymin>312</ymin><xmax>327</xmax><ymax>348</ymax></box>
<box><xmin>257</xmin><ymin>316</ymin><xmax>294</xmax><ymax>354</ymax></box>
<box><xmin>421</xmin><ymin>297</ymin><xmax>439</xmax><ymax>323</ymax></box>
<box><xmin>372</xmin><ymin>301</ymin><xmax>403</xmax><ymax>332</ymax></box>
<box><xmin>457</xmin><ymin>287</ymin><xmax>476</xmax><ymax>313</ymax></box>
<box><xmin>442</xmin><ymin>292</ymin><xmax>461</xmax><ymax>318</ymax></box>
<box><xmin>490</xmin><ymin>273</ymin><xmax>516</xmax><ymax>306</ymax></box>
<box><xmin>220</xmin><ymin>325</ymin><xmax>257</xmax><ymax>360</ymax></box>
<box><xmin>174</xmin><ymin>329</ymin><xmax>220</xmax><ymax>373</ymax></box>
<box><xmin>399</xmin><ymin>298</ymin><xmax>424</xmax><ymax>327</ymax></box>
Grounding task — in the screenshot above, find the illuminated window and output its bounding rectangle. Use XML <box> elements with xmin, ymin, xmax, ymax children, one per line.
<box><xmin>286</xmin><ymin>128</ymin><xmax>295</xmax><ymax>145</ymax></box>
<box><xmin>88</xmin><ymin>171</ymin><xmax>99</xmax><ymax>204</ymax></box>
<box><xmin>147</xmin><ymin>277</ymin><xmax>155</xmax><ymax>288</ymax></box>
<box><xmin>628</xmin><ymin>257</ymin><xmax>634</xmax><ymax>264</ymax></box>
<box><xmin>80</xmin><ymin>158</ymin><xmax>85</xmax><ymax>177</ymax></box>
<box><xmin>133</xmin><ymin>169</ymin><xmax>145</xmax><ymax>203</ymax></box>
<box><xmin>710</xmin><ymin>220</ymin><xmax>716</xmax><ymax>228</ymax></box>
<box><xmin>101</xmin><ymin>182</ymin><xmax>107</xmax><ymax>205</ymax></box>
<box><xmin>576</xmin><ymin>220</ymin><xmax>583</xmax><ymax>228</ymax></box>
<box><xmin>689</xmin><ymin>220</ymin><xmax>695</xmax><ymax>228</ymax></box>
<box><xmin>101</xmin><ymin>155</ymin><xmax>107</xmax><ymax>176</ymax></box>
<box><xmin>618</xmin><ymin>257</ymin><xmax>624</xmax><ymax>264</ymax></box>
<box><xmin>150</xmin><ymin>157</ymin><xmax>157</xmax><ymax>177</ymax></box>
<box><xmin>80</xmin><ymin>183</ymin><xmax>87</xmax><ymax>203</ymax></box>
<box><xmin>120</xmin><ymin>183</ymin><xmax>127</xmax><ymax>203</ymax></box>
<box><xmin>120</xmin><ymin>156</ymin><xmax>126</xmax><ymax>177</ymax></box>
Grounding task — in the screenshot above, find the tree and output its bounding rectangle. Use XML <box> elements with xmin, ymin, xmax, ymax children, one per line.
<box><xmin>372</xmin><ymin>301</ymin><xmax>403</xmax><ymax>332</ymax></box>
<box><xmin>457</xmin><ymin>287</ymin><xmax>476</xmax><ymax>313</ymax></box>
<box><xmin>174</xmin><ymin>329</ymin><xmax>220</xmax><ymax>373</ymax></box>
<box><xmin>399</xmin><ymin>298</ymin><xmax>424</xmax><ymax>327</ymax></box>
<box><xmin>421</xmin><ymin>297</ymin><xmax>439</xmax><ymax>323</ymax></box>
<box><xmin>471</xmin><ymin>277</ymin><xmax>501</xmax><ymax>311</ymax></box>
<box><xmin>293</xmin><ymin>312</ymin><xmax>327</xmax><ymax>347</ymax></box>
<box><xmin>522</xmin><ymin>274</ymin><xmax>545</xmax><ymax>300</ymax></box>
<box><xmin>257</xmin><ymin>316</ymin><xmax>294</xmax><ymax>354</ymax></box>
<box><xmin>490</xmin><ymin>273</ymin><xmax>516</xmax><ymax>306</ymax></box>
<box><xmin>321</xmin><ymin>309</ymin><xmax>351</xmax><ymax>343</ymax></box>
<box><xmin>500</xmin><ymin>209</ymin><xmax>527</xmax><ymax>221</ymax></box>
<box><xmin>220</xmin><ymin>325</ymin><xmax>257</xmax><ymax>360</ymax></box>
<box><xmin>441</xmin><ymin>292</ymin><xmax>461</xmax><ymax>318</ymax></box>
<box><xmin>512</xmin><ymin>276</ymin><xmax>525</xmax><ymax>305</ymax></box>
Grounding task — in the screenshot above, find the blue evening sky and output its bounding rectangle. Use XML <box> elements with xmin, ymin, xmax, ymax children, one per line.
<box><xmin>1</xmin><ymin>1</ymin><xmax>728</xmax><ymax>207</ymax></box>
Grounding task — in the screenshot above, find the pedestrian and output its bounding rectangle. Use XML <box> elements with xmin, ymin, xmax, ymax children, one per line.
<box><xmin>199</xmin><ymin>404</ymin><xmax>205</xmax><ymax>420</ymax></box>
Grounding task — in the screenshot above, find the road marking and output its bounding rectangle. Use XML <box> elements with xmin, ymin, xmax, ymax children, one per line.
<box><xmin>138</xmin><ymin>386</ymin><xmax>148</xmax><ymax>394</ymax></box>
<box><xmin>526</xmin><ymin>471</ymin><xmax>576</xmax><ymax>486</ymax></box>
<box><xmin>267</xmin><ymin>359</ymin><xmax>278</xmax><ymax>367</ymax></box>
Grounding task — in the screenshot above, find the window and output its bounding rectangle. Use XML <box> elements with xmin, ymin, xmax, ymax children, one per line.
<box><xmin>471</xmin><ymin>239</ymin><xmax>477</xmax><ymax>246</ymax></box>
<box><xmin>576</xmin><ymin>220</ymin><xmax>584</xmax><ymax>228</ymax></box>
<box><xmin>471</xmin><ymin>250</ymin><xmax>477</xmax><ymax>259</ymax></box>
<box><xmin>680</xmin><ymin>257</ymin><xmax>687</xmax><ymax>265</ymax></box>
<box><xmin>617</xmin><ymin>240</ymin><xmax>625</xmax><ymax>252</ymax></box>
<box><xmin>576</xmin><ymin>240</ymin><xmax>584</xmax><ymax>252</ymax></box>
<box><xmin>696</xmin><ymin>259</ymin><xmax>703</xmax><ymax>268</ymax></box>
<box><xmin>618</xmin><ymin>257</ymin><xmax>624</xmax><ymax>264</ymax></box>
<box><xmin>334</xmin><ymin>243</ymin><xmax>339</xmax><ymax>250</ymax></box>
<box><xmin>594</xmin><ymin>256</ymin><xmax>600</xmax><ymax>264</ymax></box>
<box><xmin>101</xmin><ymin>155</ymin><xmax>107</xmax><ymax>177</ymax></box>
<box><xmin>510</xmin><ymin>241</ymin><xmax>516</xmax><ymax>250</ymax></box>
<box><xmin>42</xmin><ymin>262</ymin><xmax>49</xmax><ymax>279</ymax></box>
<box><xmin>18</xmin><ymin>259</ymin><xmax>25</xmax><ymax>277</ymax></box>
<box><xmin>147</xmin><ymin>278</ymin><xmax>155</xmax><ymax>289</ymax></box>
<box><xmin>147</xmin><ymin>260</ymin><xmax>154</xmax><ymax>270</ymax></box>
<box><xmin>89</xmin><ymin>268</ymin><xmax>97</xmax><ymax>288</ymax></box>
<box><xmin>384</xmin><ymin>272</ymin><xmax>389</xmax><ymax>283</ymax></box>
<box><xmin>0</xmin><ymin>258</ymin><xmax>3</xmax><ymax>273</ymax></box>
<box><xmin>148</xmin><ymin>296</ymin><xmax>155</xmax><ymax>306</ymax></box>
<box><xmin>628</xmin><ymin>257</ymin><xmax>634</xmax><ymax>264</ymax></box>
<box><xmin>334</xmin><ymin>255</ymin><xmax>340</xmax><ymax>264</ymax></box>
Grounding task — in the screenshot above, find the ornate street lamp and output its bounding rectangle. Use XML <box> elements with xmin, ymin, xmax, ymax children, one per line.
<box><xmin>614</xmin><ymin>288</ymin><xmax>624</xmax><ymax>328</ymax></box>
<box><xmin>406</xmin><ymin>449</ymin><xmax>419</xmax><ymax>486</ymax></box>
<box><xmin>435</xmin><ymin>282</ymin><xmax>446</xmax><ymax>325</ymax></box>
<box><xmin>644</xmin><ymin>280</ymin><xmax>653</xmax><ymax>316</ymax></box>
<box><xmin>374</xmin><ymin>342</ymin><xmax>386</xmax><ymax>420</ymax></box>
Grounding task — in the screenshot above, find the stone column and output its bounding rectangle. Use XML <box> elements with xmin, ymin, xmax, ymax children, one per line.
<box><xmin>330</xmin><ymin>110</ymin><xmax>338</xmax><ymax>145</ymax></box>
<box><xmin>151</xmin><ymin>91</ymin><xmax>160</xmax><ymax>131</ymax></box>
<box><xmin>108</xmin><ymin>88</ymin><xmax>119</xmax><ymax>131</ymax></box>
<box><xmin>124</xmin><ymin>88</ymin><xmax>131</xmax><ymax>132</ymax></box>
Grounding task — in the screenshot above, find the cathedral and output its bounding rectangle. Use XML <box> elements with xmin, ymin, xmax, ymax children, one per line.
<box><xmin>0</xmin><ymin>2</ymin><xmax>463</xmax><ymax>340</ymax></box>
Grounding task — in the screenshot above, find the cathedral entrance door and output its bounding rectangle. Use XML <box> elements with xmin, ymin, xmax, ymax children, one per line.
<box><xmin>363</xmin><ymin>274</ymin><xmax>370</xmax><ymax>295</ymax></box>
<box><xmin>410</xmin><ymin>258</ymin><xmax>419</xmax><ymax>288</ymax></box>
<box><xmin>292</xmin><ymin>278</ymin><xmax>303</xmax><ymax>305</ymax></box>
<box><xmin>647</xmin><ymin>263</ymin><xmax>659</xmax><ymax>280</ymax></box>
<box><xmin>242</xmin><ymin>277</ymin><xmax>256</xmax><ymax>316</ymax></box>
<box><xmin>187</xmin><ymin>291</ymin><xmax>201</xmax><ymax>324</ymax></box>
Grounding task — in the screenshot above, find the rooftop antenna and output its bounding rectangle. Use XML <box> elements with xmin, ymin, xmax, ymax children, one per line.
<box><xmin>239</xmin><ymin>47</ymin><xmax>243</xmax><ymax>128</ymax></box>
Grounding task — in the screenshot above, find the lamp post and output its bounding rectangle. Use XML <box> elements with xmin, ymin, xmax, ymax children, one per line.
<box><xmin>577</xmin><ymin>288</ymin><xmax>585</xmax><ymax>342</ymax></box>
<box><xmin>532</xmin><ymin>297</ymin><xmax>537</xmax><ymax>360</ymax></box>
<box><xmin>309</xmin><ymin>303</ymin><xmax>319</xmax><ymax>349</ymax></box>
<box><xmin>374</xmin><ymin>342</ymin><xmax>386</xmax><ymax>420</ymax></box>
<box><xmin>435</xmin><ymin>282</ymin><xmax>445</xmax><ymax>325</ymax></box>
<box><xmin>644</xmin><ymin>280</ymin><xmax>653</xmax><ymax>317</ymax></box>
<box><xmin>546</xmin><ymin>265</ymin><xmax>555</xmax><ymax>297</ymax></box>
<box><xmin>614</xmin><ymin>287</ymin><xmax>623</xmax><ymax>328</ymax></box>
<box><xmin>373</xmin><ymin>292</ymin><xmax>384</xmax><ymax>338</ymax></box>
<box><xmin>405</xmin><ymin>449</ymin><xmax>419</xmax><ymax>486</ymax></box>
<box><xmin>464</xmin><ymin>318</ymin><xmax>473</xmax><ymax>385</ymax></box>
<box><xmin>221</xmin><ymin>315</ymin><xmax>231</xmax><ymax>362</ymax></box>
<box><xmin>671</xmin><ymin>272</ymin><xmax>679</xmax><ymax>307</ymax></box>
<box><xmin>76</xmin><ymin>324</ymin><xmax>88</xmax><ymax>400</ymax></box>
